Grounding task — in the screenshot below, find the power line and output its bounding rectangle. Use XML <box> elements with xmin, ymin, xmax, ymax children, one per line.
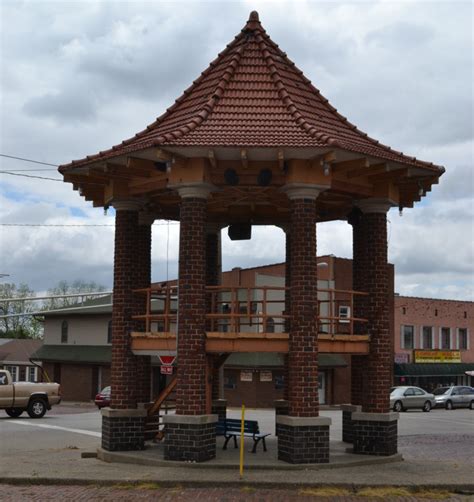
<box><xmin>0</xmin><ymin>171</ymin><xmax>63</xmax><ymax>182</ymax></box>
<box><xmin>0</xmin><ymin>153</ymin><xmax>58</xmax><ymax>167</ymax></box>
<box><xmin>0</xmin><ymin>222</ymin><xmax>179</xmax><ymax>227</ymax></box>
<box><xmin>0</xmin><ymin>169</ymin><xmax>58</xmax><ymax>172</ymax></box>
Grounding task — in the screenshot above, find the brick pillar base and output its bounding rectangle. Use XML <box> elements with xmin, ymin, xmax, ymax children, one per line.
<box><xmin>274</xmin><ymin>399</ymin><xmax>289</xmax><ymax>436</ymax></box>
<box><xmin>352</xmin><ymin>411</ymin><xmax>399</xmax><ymax>456</ymax></box>
<box><xmin>341</xmin><ymin>404</ymin><xmax>362</xmax><ymax>443</ymax></box>
<box><xmin>277</xmin><ymin>416</ymin><xmax>331</xmax><ymax>464</ymax></box>
<box><xmin>211</xmin><ymin>399</ymin><xmax>227</xmax><ymax>423</ymax></box>
<box><xmin>163</xmin><ymin>414</ymin><xmax>217</xmax><ymax>462</ymax></box>
<box><xmin>101</xmin><ymin>408</ymin><xmax>146</xmax><ymax>451</ymax></box>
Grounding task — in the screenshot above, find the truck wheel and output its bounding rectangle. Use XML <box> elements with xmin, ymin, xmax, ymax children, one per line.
<box><xmin>5</xmin><ymin>408</ymin><xmax>24</xmax><ymax>418</ymax></box>
<box><xmin>27</xmin><ymin>398</ymin><xmax>47</xmax><ymax>418</ymax></box>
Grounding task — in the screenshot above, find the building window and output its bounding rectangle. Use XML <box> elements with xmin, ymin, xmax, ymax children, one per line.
<box><xmin>458</xmin><ymin>328</ymin><xmax>469</xmax><ymax>350</ymax></box>
<box><xmin>422</xmin><ymin>326</ymin><xmax>433</xmax><ymax>349</ymax></box>
<box><xmin>28</xmin><ymin>366</ymin><xmax>37</xmax><ymax>382</ymax></box>
<box><xmin>441</xmin><ymin>327</ymin><xmax>451</xmax><ymax>349</ymax></box>
<box><xmin>107</xmin><ymin>320</ymin><xmax>112</xmax><ymax>344</ymax></box>
<box><xmin>339</xmin><ymin>306</ymin><xmax>350</xmax><ymax>323</ymax></box>
<box><xmin>402</xmin><ymin>325</ymin><xmax>414</xmax><ymax>349</ymax></box>
<box><xmin>402</xmin><ymin>307</ymin><xmax>406</xmax><ymax>315</ymax></box>
<box><xmin>266</xmin><ymin>317</ymin><xmax>275</xmax><ymax>333</ymax></box>
<box><xmin>6</xmin><ymin>366</ymin><xmax>18</xmax><ymax>382</ymax></box>
<box><xmin>275</xmin><ymin>374</ymin><xmax>285</xmax><ymax>390</ymax></box>
<box><xmin>61</xmin><ymin>320</ymin><xmax>68</xmax><ymax>343</ymax></box>
<box><xmin>434</xmin><ymin>309</ymin><xmax>438</xmax><ymax>316</ymax></box>
<box><xmin>224</xmin><ymin>375</ymin><xmax>236</xmax><ymax>390</ymax></box>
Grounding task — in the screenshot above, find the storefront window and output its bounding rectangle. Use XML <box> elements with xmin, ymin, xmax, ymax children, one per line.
<box><xmin>402</xmin><ymin>325</ymin><xmax>414</xmax><ymax>349</ymax></box>
<box><xmin>441</xmin><ymin>328</ymin><xmax>451</xmax><ymax>349</ymax></box>
<box><xmin>422</xmin><ymin>326</ymin><xmax>433</xmax><ymax>349</ymax></box>
<box><xmin>458</xmin><ymin>328</ymin><xmax>468</xmax><ymax>350</ymax></box>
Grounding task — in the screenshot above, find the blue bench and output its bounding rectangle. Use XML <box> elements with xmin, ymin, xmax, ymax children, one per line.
<box><xmin>217</xmin><ymin>418</ymin><xmax>270</xmax><ymax>453</ymax></box>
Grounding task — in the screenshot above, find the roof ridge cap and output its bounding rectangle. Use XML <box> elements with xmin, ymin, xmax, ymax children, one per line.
<box><xmin>255</xmin><ymin>32</ymin><xmax>336</xmax><ymax>146</ymax></box>
<box><xmin>153</xmin><ymin>40</ymin><xmax>244</xmax><ymax>144</ymax></box>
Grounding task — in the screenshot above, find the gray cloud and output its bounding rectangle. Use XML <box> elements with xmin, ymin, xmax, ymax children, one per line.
<box><xmin>1</xmin><ymin>1</ymin><xmax>472</xmax><ymax>300</ymax></box>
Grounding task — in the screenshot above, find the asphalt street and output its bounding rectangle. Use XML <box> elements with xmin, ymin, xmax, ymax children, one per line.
<box><xmin>1</xmin><ymin>404</ymin><xmax>472</xmax><ymax>462</ymax></box>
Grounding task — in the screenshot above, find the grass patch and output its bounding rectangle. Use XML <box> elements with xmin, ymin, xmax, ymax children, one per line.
<box><xmin>240</xmin><ymin>486</ymin><xmax>256</xmax><ymax>493</ymax></box>
<box><xmin>414</xmin><ymin>490</ymin><xmax>452</xmax><ymax>500</ymax></box>
<box><xmin>299</xmin><ymin>487</ymin><xmax>352</xmax><ymax>497</ymax></box>
<box><xmin>357</xmin><ymin>487</ymin><xmax>412</xmax><ymax>498</ymax></box>
<box><xmin>114</xmin><ymin>483</ymin><xmax>136</xmax><ymax>490</ymax></box>
<box><xmin>136</xmin><ymin>482</ymin><xmax>161</xmax><ymax>490</ymax></box>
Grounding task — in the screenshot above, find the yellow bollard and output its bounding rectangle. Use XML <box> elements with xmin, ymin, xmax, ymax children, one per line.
<box><xmin>239</xmin><ymin>404</ymin><xmax>245</xmax><ymax>479</ymax></box>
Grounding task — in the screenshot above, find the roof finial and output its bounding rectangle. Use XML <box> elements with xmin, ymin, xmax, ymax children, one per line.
<box><xmin>245</xmin><ymin>10</ymin><xmax>261</xmax><ymax>31</ymax></box>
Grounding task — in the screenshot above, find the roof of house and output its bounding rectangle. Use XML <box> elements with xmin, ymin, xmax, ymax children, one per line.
<box><xmin>61</xmin><ymin>11</ymin><xmax>442</xmax><ymax>174</ymax></box>
<box><xmin>0</xmin><ymin>339</ymin><xmax>43</xmax><ymax>364</ymax></box>
<box><xmin>31</xmin><ymin>345</ymin><xmax>111</xmax><ymax>364</ymax></box>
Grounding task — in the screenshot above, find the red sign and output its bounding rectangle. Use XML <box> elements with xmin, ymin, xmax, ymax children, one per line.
<box><xmin>160</xmin><ymin>366</ymin><xmax>173</xmax><ymax>375</ymax></box>
<box><xmin>159</xmin><ymin>355</ymin><xmax>175</xmax><ymax>366</ymax></box>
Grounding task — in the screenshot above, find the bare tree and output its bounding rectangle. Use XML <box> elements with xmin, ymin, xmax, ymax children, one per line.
<box><xmin>0</xmin><ymin>283</ymin><xmax>42</xmax><ymax>339</ymax></box>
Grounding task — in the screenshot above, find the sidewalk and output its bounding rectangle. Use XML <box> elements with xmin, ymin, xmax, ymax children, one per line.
<box><xmin>1</xmin><ymin>437</ymin><xmax>473</xmax><ymax>493</ymax></box>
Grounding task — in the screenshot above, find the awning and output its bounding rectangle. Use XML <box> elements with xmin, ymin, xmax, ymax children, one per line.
<box><xmin>225</xmin><ymin>353</ymin><xmax>348</xmax><ymax>368</ymax></box>
<box><xmin>31</xmin><ymin>345</ymin><xmax>111</xmax><ymax>364</ymax></box>
<box><xmin>395</xmin><ymin>363</ymin><xmax>474</xmax><ymax>377</ymax></box>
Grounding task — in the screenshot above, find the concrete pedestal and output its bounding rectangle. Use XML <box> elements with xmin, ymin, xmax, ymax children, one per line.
<box><xmin>341</xmin><ymin>404</ymin><xmax>362</xmax><ymax>443</ymax></box>
<box><xmin>352</xmin><ymin>411</ymin><xmax>399</xmax><ymax>456</ymax></box>
<box><xmin>277</xmin><ymin>416</ymin><xmax>331</xmax><ymax>464</ymax></box>
<box><xmin>101</xmin><ymin>408</ymin><xmax>147</xmax><ymax>452</ymax></box>
<box><xmin>163</xmin><ymin>414</ymin><xmax>217</xmax><ymax>462</ymax></box>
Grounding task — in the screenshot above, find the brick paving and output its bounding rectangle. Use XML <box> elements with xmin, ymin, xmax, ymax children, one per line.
<box><xmin>399</xmin><ymin>434</ymin><xmax>474</xmax><ymax>462</ymax></box>
<box><xmin>0</xmin><ymin>485</ymin><xmax>470</xmax><ymax>501</ymax></box>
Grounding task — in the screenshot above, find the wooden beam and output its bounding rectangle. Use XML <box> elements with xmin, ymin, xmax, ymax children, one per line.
<box><xmin>332</xmin><ymin>158</ymin><xmax>369</xmax><ymax>173</ymax></box>
<box><xmin>240</xmin><ymin>149</ymin><xmax>248</xmax><ymax>169</ymax></box>
<box><xmin>126</xmin><ymin>157</ymin><xmax>157</xmax><ymax>177</ymax></box>
<box><xmin>277</xmin><ymin>150</ymin><xmax>285</xmax><ymax>170</ymax></box>
<box><xmin>331</xmin><ymin>179</ymin><xmax>373</xmax><ymax>197</ymax></box>
<box><xmin>323</xmin><ymin>151</ymin><xmax>337</xmax><ymax>163</ymax></box>
<box><xmin>346</xmin><ymin>163</ymin><xmax>387</xmax><ymax>179</ymax></box>
<box><xmin>369</xmin><ymin>168</ymin><xmax>410</xmax><ymax>183</ymax></box>
<box><xmin>208</xmin><ymin>150</ymin><xmax>217</xmax><ymax>168</ymax></box>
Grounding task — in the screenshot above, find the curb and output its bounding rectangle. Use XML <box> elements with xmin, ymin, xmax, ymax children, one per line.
<box><xmin>97</xmin><ymin>448</ymin><xmax>404</xmax><ymax>471</ymax></box>
<box><xmin>0</xmin><ymin>477</ymin><xmax>473</xmax><ymax>495</ymax></box>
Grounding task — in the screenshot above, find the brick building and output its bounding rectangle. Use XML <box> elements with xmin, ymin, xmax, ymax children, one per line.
<box><xmin>57</xmin><ymin>11</ymin><xmax>444</xmax><ymax>463</ymax></box>
<box><xmin>394</xmin><ymin>296</ymin><xmax>473</xmax><ymax>390</ymax></box>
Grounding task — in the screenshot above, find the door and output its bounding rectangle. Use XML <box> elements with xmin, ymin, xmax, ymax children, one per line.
<box><xmin>318</xmin><ymin>372</ymin><xmax>326</xmax><ymax>405</ymax></box>
<box><xmin>413</xmin><ymin>387</ymin><xmax>426</xmax><ymax>407</ymax></box>
<box><xmin>403</xmin><ymin>387</ymin><xmax>416</xmax><ymax>408</ymax></box>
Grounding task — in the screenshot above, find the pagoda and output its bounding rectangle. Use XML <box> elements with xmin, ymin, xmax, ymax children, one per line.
<box><xmin>60</xmin><ymin>12</ymin><xmax>443</xmax><ymax>464</ymax></box>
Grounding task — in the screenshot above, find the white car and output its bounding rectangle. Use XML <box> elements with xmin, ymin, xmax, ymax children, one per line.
<box><xmin>390</xmin><ymin>386</ymin><xmax>435</xmax><ymax>412</ymax></box>
<box><xmin>433</xmin><ymin>386</ymin><xmax>474</xmax><ymax>410</ymax></box>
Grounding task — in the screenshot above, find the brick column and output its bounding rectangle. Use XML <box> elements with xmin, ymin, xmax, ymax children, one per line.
<box><xmin>136</xmin><ymin>212</ymin><xmax>153</xmax><ymax>405</ymax></box>
<box><xmin>206</xmin><ymin>225</ymin><xmax>223</xmax><ymax>400</ymax></box>
<box><xmin>101</xmin><ymin>199</ymin><xmax>146</xmax><ymax>452</ymax></box>
<box><xmin>277</xmin><ymin>185</ymin><xmax>331</xmax><ymax>464</ymax></box>
<box><xmin>283</xmin><ymin>227</ymin><xmax>291</xmax><ymax>401</ymax></box>
<box><xmin>350</xmin><ymin>199</ymin><xmax>399</xmax><ymax>456</ymax></box>
<box><xmin>163</xmin><ymin>183</ymin><xmax>217</xmax><ymax>462</ymax></box>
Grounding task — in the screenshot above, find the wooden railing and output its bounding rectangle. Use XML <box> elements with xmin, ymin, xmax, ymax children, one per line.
<box><xmin>132</xmin><ymin>285</ymin><xmax>368</xmax><ymax>336</ymax></box>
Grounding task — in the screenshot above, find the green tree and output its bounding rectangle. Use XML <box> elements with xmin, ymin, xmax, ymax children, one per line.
<box><xmin>0</xmin><ymin>283</ymin><xmax>42</xmax><ymax>339</ymax></box>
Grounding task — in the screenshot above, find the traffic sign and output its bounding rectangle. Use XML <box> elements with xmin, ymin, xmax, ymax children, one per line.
<box><xmin>159</xmin><ymin>355</ymin><xmax>175</xmax><ymax>366</ymax></box>
<box><xmin>160</xmin><ymin>366</ymin><xmax>173</xmax><ymax>375</ymax></box>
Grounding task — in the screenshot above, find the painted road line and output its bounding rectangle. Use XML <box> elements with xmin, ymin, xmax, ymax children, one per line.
<box><xmin>9</xmin><ymin>420</ymin><xmax>101</xmax><ymax>438</ymax></box>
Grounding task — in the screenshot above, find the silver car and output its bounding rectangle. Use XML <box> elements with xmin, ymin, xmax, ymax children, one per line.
<box><xmin>433</xmin><ymin>386</ymin><xmax>474</xmax><ymax>410</ymax></box>
<box><xmin>390</xmin><ymin>386</ymin><xmax>435</xmax><ymax>412</ymax></box>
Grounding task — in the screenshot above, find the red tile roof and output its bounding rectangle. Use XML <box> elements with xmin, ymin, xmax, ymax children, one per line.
<box><xmin>62</xmin><ymin>12</ymin><xmax>442</xmax><ymax>172</ymax></box>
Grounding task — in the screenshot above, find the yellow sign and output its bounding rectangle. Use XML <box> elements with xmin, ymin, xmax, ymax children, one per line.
<box><xmin>414</xmin><ymin>350</ymin><xmax>461</xmax><ymax>363</ymax></box>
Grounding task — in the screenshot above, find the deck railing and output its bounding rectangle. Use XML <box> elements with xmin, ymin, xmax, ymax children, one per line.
<box><xmin>132</xmin><ymin>285</ymin><xmax>368</xmax><ymax>336</ymax></box>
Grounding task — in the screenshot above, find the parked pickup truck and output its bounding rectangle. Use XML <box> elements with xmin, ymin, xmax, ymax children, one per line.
<box><xmin>0</xmin><ymin>369</ymin><xmax>61</xmax><ymax>418</ymax></box>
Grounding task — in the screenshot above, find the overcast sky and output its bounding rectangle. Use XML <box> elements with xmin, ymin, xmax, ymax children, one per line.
<box><xmin>0</xmin><ymin>0</ymin><xmax>472</xmax><ymax>300</ymax></box>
